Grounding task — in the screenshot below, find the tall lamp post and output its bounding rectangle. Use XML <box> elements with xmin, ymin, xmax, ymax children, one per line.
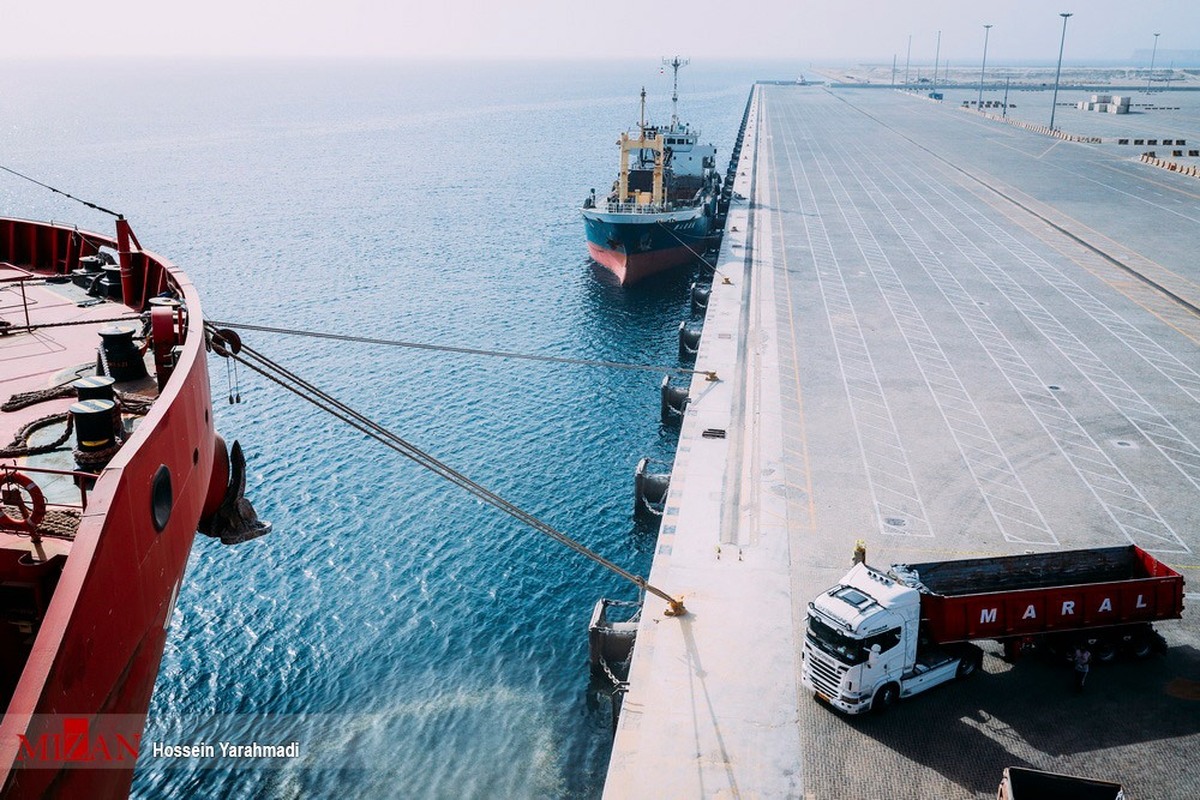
<box><xmin>1049</xmin><ymin>12</ymin><xmax>1072</xmax><ymax>131</ymax></box>
<box><xmin>932</xmin><ymin>30</ymin><xmax>941</xmax><ymax>94</ymax></box>
<box><xmin>1147</xmin><ymin>32</ymin><xmax>1160</xmax><ymax>93</ymax></box>
<box><xmin>977</xmin><ymin>24</ymin><xmax>993</xmax><ymax>110</ymax></box>
<box><xmin>904</xmin><ymin>34</ymin><xmax>912</xmax><ymax>87</ymax></box>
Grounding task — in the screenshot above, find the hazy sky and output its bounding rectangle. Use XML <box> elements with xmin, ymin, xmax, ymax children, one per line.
<box><xmin>3</xmin><ymin>0</ymin><xmax>1197</xmax><ymax>63</ymax></box>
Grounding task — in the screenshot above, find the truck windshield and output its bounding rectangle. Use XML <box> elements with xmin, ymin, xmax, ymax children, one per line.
<box><xmin>807</xmin><ymin>616</ymin><xmax>866</xmax><ymax>665</ymax></box>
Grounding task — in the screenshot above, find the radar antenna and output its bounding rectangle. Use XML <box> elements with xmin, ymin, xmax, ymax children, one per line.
<box><xmin>662</xmin><ymin>56</ymin><xmax>689</xmax><ymax>129</ymax></box>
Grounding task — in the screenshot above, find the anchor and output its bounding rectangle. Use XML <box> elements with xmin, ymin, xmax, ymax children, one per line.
<box><xmin>198</xmin><ymin>439</ymin><xmax>272</xmax><ymax>545</ymax></box>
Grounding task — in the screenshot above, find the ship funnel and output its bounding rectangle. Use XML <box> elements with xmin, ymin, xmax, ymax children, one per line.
<box><xmin>198</xmin><ymin>439</ymin><xmax>272</xmax><ymax>545</ymax></box>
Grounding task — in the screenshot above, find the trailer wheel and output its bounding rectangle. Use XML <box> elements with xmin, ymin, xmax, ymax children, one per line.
<box><xmin>1093</xmin><ymin>638</ymin><xmax>1117</xmax><ymax>664</ymax></box>
<box><xmin>871</xmin><ymin>683</ymin><xmax>898</xmax><ymax>714</ymax></box>
<box><xmin>1129</xmin><ymin>633</ymin><xmax>1154</xmax><ymax>659</ymax></box>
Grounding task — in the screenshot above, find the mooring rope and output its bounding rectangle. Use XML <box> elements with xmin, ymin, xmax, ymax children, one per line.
<box><xmin>0</xmin><ymin>412</ymin><xmax>73</xmax><ymax>458</ymax></box>
<box><xmin>0</xmin><ymin>164</ymin><xmax>122</xmax><ymax>217</ymax></box>
<box><xmin>208</xmin><ymin>320</ymin><xmax>716</xmax><ymax>381</ymax></box>
<box><xmin>1</xmin><ymin>315</ymin><xmax>142</xmax><ymax>333</ymax></box>
<box><xmin>204</xmin><ymin>323</ymin><xmax>685</xmax><ymax>615</ymax></box>
<box><xmin>654</xmin><ymin>219</ymin><xmax>725</xmax><ymax>279</ymax></box>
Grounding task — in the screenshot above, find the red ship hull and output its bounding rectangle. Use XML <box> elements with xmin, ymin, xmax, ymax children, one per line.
<box><xmin>587</xmin><ymin>241</ymin><xmax>697</xmax><ymax>287</ymax></box>
<box><xmin>0</xmin><ymin>219</ymin><xmax>226</xmax><ymax>799</ymax></box>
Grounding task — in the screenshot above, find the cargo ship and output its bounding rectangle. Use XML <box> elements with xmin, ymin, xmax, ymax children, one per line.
<box><xmin>582</xmin><ymin>58</ymin><xmax>721</xmax><ymax>286</ymax></box>
<box><xmin>0</xmin><ymin>215</ymin><xmax>268</xmax><ymax>799</ymax></box>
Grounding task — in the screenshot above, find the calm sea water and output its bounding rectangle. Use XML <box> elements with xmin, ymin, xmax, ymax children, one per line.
<box><xmin>0</xmin><ymin>58</ymin><xmax>776</xmax><ymax>798</ymax></box>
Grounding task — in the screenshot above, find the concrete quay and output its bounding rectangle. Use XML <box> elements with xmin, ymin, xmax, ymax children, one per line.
<box><xmin>604</xmin><ymin>84</ymin><xmax>1200</xmax><ymax>799</ymax></box>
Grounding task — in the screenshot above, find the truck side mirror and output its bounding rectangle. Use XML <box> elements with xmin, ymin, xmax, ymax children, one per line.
<box><xmin>868</xmin><ymin>643</ymin><xmax>881</xmax><ymax>667</ymax></box>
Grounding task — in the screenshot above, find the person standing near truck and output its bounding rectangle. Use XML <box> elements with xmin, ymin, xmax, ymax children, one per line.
<box><xmin>1073</xmin><ymin>646</ymin><xmax>1091</xmax><ymax>692</ymax></box>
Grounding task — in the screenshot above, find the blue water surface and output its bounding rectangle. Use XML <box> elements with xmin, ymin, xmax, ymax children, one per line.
<box><xmin>0</xmin><ymin>58</ymin><xmax>778</xmax><ymax>798</ymax></box>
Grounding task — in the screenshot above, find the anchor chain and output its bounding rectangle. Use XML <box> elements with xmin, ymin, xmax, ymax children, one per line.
<box><xmin>598</xmin><ymin>654</ymin><xmax>630</xmax><ymax>694</ymax></box>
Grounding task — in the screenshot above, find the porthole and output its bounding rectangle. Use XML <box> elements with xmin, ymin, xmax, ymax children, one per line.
<box><xmin>151</xmin><ymin>465</ymin><xmax>173</xmax><ymax>533</ymax></box>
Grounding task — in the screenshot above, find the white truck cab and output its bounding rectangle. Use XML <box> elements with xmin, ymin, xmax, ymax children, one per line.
<box><xmin>800</xmin><ymin>562</ymin><xmax>979</xmax><ymax>714</ymax></box>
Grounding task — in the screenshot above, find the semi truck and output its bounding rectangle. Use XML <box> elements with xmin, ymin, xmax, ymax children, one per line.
<box><xmin>801</xmin><ymin>545</ymin><xmax>1185</xmax><ymax>715</ymax></box>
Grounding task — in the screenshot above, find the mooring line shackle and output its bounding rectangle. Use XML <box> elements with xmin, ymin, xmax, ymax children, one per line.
<box><xmin>635</xmin><ymin>576</ymin><xmax>686</xmax><ymax>617</ymax></box>
<box><xmin>663</xmin><ymin>596</ymin><xmax>687</xmax><ymax>617</ymax></box>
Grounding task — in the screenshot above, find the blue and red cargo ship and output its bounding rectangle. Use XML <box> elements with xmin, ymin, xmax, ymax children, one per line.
<box><xmin>582</xmin><ymin>58</ymin><xmax>721</xmax><ymax>286</ymax></box>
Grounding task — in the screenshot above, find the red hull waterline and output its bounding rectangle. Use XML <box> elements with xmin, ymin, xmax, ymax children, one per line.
<box><xmin>0</xmin><ymin>217</ymin><xmax>250</xmax><ymax>800</ymax></box>
<box><xmin>587</xmin><ymin>242</ymin><xmax>698</xmax><ymax>287</ymax></box>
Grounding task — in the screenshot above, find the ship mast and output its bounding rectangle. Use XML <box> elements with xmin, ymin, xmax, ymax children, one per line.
<box><xmin>662</xmin><ymin>56</ymin><xmax>689</xmax><ymax>130</ymax></box>
<box><xmin>639</xmin><ymin>85</ymin><xmax>647</xmax><ymax>137</ymax></box>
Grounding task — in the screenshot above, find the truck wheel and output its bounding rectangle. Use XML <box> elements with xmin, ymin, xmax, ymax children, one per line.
<box><xmin>871</xmin><ymin>683</ymin><xmax>898</xmax><ymax>714</ymax></box>
<box><xmin>956</xmin><ymin>650</ymin><xmax>982</xmax><ymax>679</ymax></box>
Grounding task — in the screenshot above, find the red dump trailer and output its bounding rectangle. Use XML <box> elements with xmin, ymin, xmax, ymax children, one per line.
<box><xmin>802</xmin><ymin>545</ymin><xmax>1184</xmax><ymax>714</ymax></box>
<box><xmin>897</xmin><ymin>545</ymin><xmax>1184</xmax><ymax>647</ymax></box>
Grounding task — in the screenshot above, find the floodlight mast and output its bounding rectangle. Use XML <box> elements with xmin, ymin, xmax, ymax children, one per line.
<box><xmin>978</xmin><ymin>24</ymin><xmax>993</xmax><ymax>111</ymax></box>
<box><xmin>1049</xmin><ymin>12</ymin><xmax>1073</xmax><ymax>131</ymax></box>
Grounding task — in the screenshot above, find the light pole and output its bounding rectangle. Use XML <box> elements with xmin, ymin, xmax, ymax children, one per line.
<box><xmin>978</xmin><ymin>24</ymin><xmax>993</xmax><ymax>110</ymax></box>
<box><xmin>904</xmin><ymin>34</ymin><xmax>912</xmax><ymax>87</ymax></box>
<box><xmin>892</xmin><ymin>54</ymin><xmax>897</xmax><ymax>88</ymax></box>
<box><xmin>1049</xmin><ymin>12</ymin><xmax>1072</xmax><ymax>131</ymax></box>
<box><xmin>932</xmin><ymin>30</ymin><xmax>941</xmax><ymax>94</ymax></box>
<box><xmin>1147</xmin><ymin>32</ymin><xmax>1160</xmax><ymax>93</ymax></box>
